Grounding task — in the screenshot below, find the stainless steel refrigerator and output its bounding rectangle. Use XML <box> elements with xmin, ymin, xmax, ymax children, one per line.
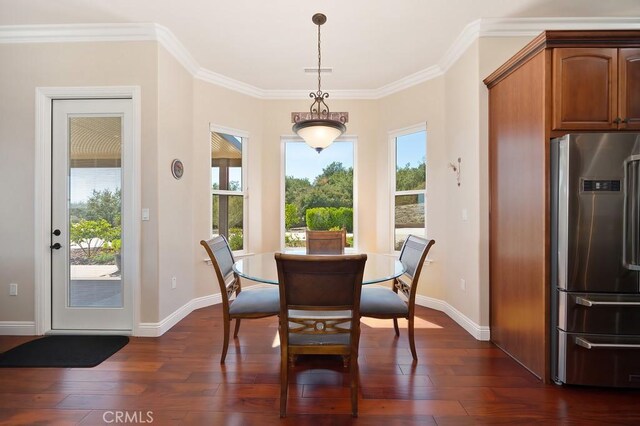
<box><xmin>551</xmin><ymin>133</ymin><xmax>640</xmax><ymax>388</ymax></box>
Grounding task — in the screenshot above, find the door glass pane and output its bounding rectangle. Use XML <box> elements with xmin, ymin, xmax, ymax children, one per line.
<box><xmin>394</xmin><ymin>194</ymin><xmax>425</xmax><ymax>250</ymax></box>
<box><xmin>68</xmin><ymin>116</ymin><xmax>123</xmax><ymax>307</ymax></box>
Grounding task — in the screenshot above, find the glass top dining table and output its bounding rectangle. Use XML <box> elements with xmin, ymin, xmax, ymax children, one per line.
<box><xmin>233</xmin><ymin>250</ymin><xmax>405</xmax><ymax>285</ymax></box>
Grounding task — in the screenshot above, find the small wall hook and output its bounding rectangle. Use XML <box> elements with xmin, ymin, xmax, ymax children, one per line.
<box><xmin>448</xmin><ymin>157</ymin><xmax>461</xmax><ymax>187</ymax></box>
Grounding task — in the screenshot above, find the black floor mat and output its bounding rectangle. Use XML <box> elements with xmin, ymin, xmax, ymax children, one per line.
<box><xmin>0</xmin><ymin>335</ymin><xmax>129</xmax><ymax>368</ymax></box>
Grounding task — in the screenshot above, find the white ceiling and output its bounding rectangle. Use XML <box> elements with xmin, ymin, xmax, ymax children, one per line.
<box><xmin>1</xmin><ymin>0</ymin><xmax>640</xmax><ymax>91</ymax></box>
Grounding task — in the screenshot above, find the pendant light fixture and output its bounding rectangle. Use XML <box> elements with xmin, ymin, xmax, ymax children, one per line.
<box><xmin>291</xmin><ymin>13</ymin><xmax>348</xmax><ymax>153</ymax></box>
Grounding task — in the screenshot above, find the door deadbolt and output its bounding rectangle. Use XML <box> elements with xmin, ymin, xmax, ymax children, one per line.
<box><xmin>52</xmin><ymin>229</ymin><xmax>61</xmax><ymax>236</ymax></box>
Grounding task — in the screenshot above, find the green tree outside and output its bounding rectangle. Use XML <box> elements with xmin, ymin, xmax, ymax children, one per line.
<box><xmin>70</xmin><ymin>219</ymin><xmax>118</xmax><ymax>258</ymax></box>
<box><xmin>396</xmin><ymin>161</ymin><xmax>426</xmax><ymax>192</ymax></box>
<box><xmin>69</xmin><ymin>188</ymin><xmax>122</xmax><ymax>264</ymax></box>
<box><xmin>85</xmin><ymin>188</ymin><xmax>121</xmax><ymax>226</ymax></box>
<box><xmin>285</xmin><ymin>161</ymin><xmax>353</xmax><ymax>230</ymax></box>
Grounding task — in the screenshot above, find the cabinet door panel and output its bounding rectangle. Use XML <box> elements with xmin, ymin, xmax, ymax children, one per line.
<box><xmin>619</xmin><ymin>48</ymin><xmax>640</xmax><ymax>130</ymax></box>
<box><xmin>553</xmin><ymin>48</ymin><xmax>618</xmax><ymax>130</ymax></box>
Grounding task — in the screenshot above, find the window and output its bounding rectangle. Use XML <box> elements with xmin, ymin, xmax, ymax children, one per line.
<box><xmin>211</xmin><ymin>129</ymin><xmax>246</xmax><ymax>252</ymax></box>
<box><xmin>283</xmin><ymin>140</ymin><xmax>355</xmax><ymax>248</ymax></box>
<box><xmin>391</xmin><ymin>128</ymin><xmax>426</xmax><ymax>251</ymax></box>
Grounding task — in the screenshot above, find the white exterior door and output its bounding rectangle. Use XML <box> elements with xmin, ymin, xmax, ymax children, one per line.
<box><xmin>51</xmin><ymin>99</ymin><xmax>133</xmax><ymax>331</ymax></box>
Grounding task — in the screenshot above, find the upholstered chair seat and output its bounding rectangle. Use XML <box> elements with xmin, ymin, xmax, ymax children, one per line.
<box><xmin>360</xmin><ymin>285</ymin><xmax>409</xmax><ymax>315</ymax></box>
<box><xmin>228</xmin><ymin>287</ymin><xmax>280</xmax><ymax>315</ymax></box>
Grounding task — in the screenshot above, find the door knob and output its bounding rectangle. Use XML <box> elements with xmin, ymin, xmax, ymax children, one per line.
<box><xmin>52</xmin><ymin>229</ymin><xmax>61</xmax><ymax>236</ymax></box>
<box><xmin>50</xmin><ymin>243</ymin><xmax>62</xmax><ymax>250</ymax></box>
<box><xmin>614</xmin><ymin>117</ymin><xmax>622</xmax><ymax>124</ymax></box>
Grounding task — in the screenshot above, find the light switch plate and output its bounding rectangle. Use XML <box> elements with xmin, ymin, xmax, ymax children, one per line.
<box><xmin>142</xmin><ymin>208</ymin><xmax>150</xmax><ymax>221</ymax></box>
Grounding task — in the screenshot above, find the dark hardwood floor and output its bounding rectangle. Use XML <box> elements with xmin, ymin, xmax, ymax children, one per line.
<box><xmin>1</xmin><ymin>305</ymin><xmax>639</xmax><ymax>425</ymax></box>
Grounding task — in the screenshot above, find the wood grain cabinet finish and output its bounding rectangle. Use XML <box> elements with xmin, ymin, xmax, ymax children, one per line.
<box><xmin>552</xmin><ymin>48</ymin><xmax>618</xmax><ymax>130</ymax></box>
<box><xmin>552</xmin><ymin>47</ymin><xmax>640</xmax><ymax>130</ymax></box>
<box><xmin>619</xmin><ymin>48</ymin><xmax>640</xmax><ymax>130</ymax></box>
<box><xmin>484</xmin><ymin>31</ymin><xmax>640</xmax><ymax>383</ymax></box>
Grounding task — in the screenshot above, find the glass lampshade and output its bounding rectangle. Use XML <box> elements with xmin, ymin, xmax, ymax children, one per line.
<box><xmin>293</xmin><ymin>119</ymin><xmax>346</xmax><ymax>153</ymax></box>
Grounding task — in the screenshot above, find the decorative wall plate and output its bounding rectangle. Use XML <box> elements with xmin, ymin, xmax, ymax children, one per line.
<box><xmin>171</xmin><ymin>159</ymin><xmax>184</xmax><ymax>179</ymax></box>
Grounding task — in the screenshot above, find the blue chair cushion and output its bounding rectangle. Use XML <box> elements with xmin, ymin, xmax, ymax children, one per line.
<box><xmin>229</xmin><ymin>287</ymin><xmax>279</xmax><ymax>315</ymax></box>
<box><xmin>360</xmin><ymin>286</ymin><xmax>408</xmax><ymax>316</ymax></box>
<box><xmin>289</xmin><ymin>333</ymin><xmax>350</xmax><ymax>346</ymax></box>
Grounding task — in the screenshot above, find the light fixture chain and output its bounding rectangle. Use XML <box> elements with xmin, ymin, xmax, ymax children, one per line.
<box><xmin>317</xmin><ymin>22</ymin><xmax>322</xmax><ymax>94</ymax></box>
<box><xmin>292</xmin><ymin>13</ymin><xmax>347</xmax><ymax>153</ymax></box>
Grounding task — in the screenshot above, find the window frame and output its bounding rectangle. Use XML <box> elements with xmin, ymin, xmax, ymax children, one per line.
<box><xmin>280</xmin><ymin>136</ymin><xmax>358</xmax><ymax>251</ymax></box>
<box><xmin>388</xmin><ymin>124</ymin><xmax>427</xmax><ymax>253</ymax></box>
<box><xmin>209</xmin><ymin>124</ymin><xmax>249</xmax><ymax>255</ymax></box>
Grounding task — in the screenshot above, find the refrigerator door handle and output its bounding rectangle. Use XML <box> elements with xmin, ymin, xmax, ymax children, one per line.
<box><xmin>576</xmin><ymin>337</ymin><xmax>640</xmax><ymax>350</ymax></box>
<box><xmin>623</xmin><ymin>155</ymin><xmax>640</xmax><ymax>271</ymax></box>
<box><xmin>576</xmin><ymin>296</ymin><xmax>640</xmax><ymax>307</ymax></box>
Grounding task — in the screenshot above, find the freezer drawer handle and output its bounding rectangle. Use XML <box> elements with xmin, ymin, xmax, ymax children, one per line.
<box><xmin>575</xmin><ymin>297</ymin><xmax>640</xmax><ymax>307</ymax></box>
<box><xmin>576</xmin><ymin>337</ymin><xmax>640</xmax><ymax>350</ymax></box>
<box><xmin>623</xmin><ymin>156</ymin><xmax>640</xmax><ymax>270</ymax></box>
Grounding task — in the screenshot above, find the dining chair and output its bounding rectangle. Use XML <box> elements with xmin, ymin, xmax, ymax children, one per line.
<box><xmin>305</xmin><ymin>229</ymin><xmax>346</xmax><ymax>254</ymax></box>
<box><xmin>275</xmin><ymin>253</ymin><xmax>367</xmax><ymax>418</ymax></box>
<box><xmin>200</xmin><ymin>236</ymin><xmax>279</xmax><ymax>363</ymax></box>
<box><xmin>359</xmin><ymin>235</ymin><xmax>435</xmax><ymax>361</ymax></box>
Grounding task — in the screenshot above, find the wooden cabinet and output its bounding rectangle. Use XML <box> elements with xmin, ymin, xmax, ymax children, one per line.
<box><xmin>619</xmin><ymin>48</ymin><xmax>640</xmax><ymax>130</ymax></box>
<box><xmin>552</xmin><ymin>48</ymin><xmax>618</xmax><ymax>130</ymax></box>
<box><xmin>484</xmin><ymin>31</ymin><xmax>640</xmax><ymax>382</ymax></box>
<box><xmin>553</xmin><ymin>47</ymin><xmax>640</xmax><ymax>130</ymax></box>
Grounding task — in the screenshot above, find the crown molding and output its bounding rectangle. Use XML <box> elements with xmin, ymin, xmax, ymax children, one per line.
<box><xmin>153</xmin><ymin>24</ymin><xmax>199</xmax><ymax>75</ymax></box>
<box><xmin>478</xmin><ymin>16</ymin><xmax>640</xmax><ymax>37</ymax></box>
<box><xmin>439</xmin><ymin>19</ymin><xmax>484</xmax><ymax>73</ymax></box>
<box><xmin>371</xmin><ymin>64</ymin><xmax>444</xmax><ymax>99</ymax></box>
<box><xmin>194</xmin><ymin>67</ymin><xmax>265</xmax><ymax>98</ymax></box>
<box><xmin>1</xmin><ymin>18</ymin><xmax>639</xmax><ymax>99</ymax></box>
<box><xmin>0</xmin><ymin>23</ymin><xmax>157</xmax><ymax>43</ymax></box>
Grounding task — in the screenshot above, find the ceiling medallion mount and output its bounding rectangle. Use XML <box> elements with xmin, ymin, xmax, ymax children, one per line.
<box><xmin>312</xmin><ymin>13</ymin><xmax>326</xmax><ymax>26</ymax></box>
<box><xmin>291</xmin><ymin>12</ymin><xmax>348</xmax><ymax>153</ymax></box>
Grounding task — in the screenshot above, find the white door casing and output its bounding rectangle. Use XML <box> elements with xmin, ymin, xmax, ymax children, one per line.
<box><xmin>35</xmin><ymin>87</ymin><xmax>141</xmax><ymax>335</ymax></box>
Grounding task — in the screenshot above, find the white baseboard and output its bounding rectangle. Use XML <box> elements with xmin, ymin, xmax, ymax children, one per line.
<box><xmin>1</xmin><ymin>290</ymin><xmax>488</xmax><ymax>340</ymax></box>
<box><xmin>135</xmin><ymin>283</ymin><xmax>270</xmax><ymax>337</ymax></box>
<box><xmin>0</xmin><ymin>321</ymin><xmax>36</xmax><ymax>335</ymax></box>
<box><xmin>136</xmin><ymin>293</ymin><xmax>221</xmax><ymax>337</ymax></box>
<box><xmin>134</xmin><ymin>286</ymin><xmax>490</xmax><ymax>340</ymax></box>
<box><xmin>415</xmin><ymin>295</ymin><xmax>491</xmax><ymax>341</ymax></box>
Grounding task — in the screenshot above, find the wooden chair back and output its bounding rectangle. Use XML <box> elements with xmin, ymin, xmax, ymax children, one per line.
<box><xmin>275</xmin><ymin>253</ymin><xmax>367</xmax><ymax>417</ymax></box>
<box><xmin>200</xmin><ymin>235</ymin><xmax>240</xmax><ymax>311</ymax></box>
<box><xmin>397</xmin><ymin>235</ymin><xmax>435</xmax><ymax>307</ymax></box>
<box><xmin>305</xmin><ymin>229</ymin><xmax>346</xmax><ymax>254</ymax></box>
<box><xmin>201</xmin><ymin>236</ymin><xmax>279</xmax><ymax>364</ymax></box>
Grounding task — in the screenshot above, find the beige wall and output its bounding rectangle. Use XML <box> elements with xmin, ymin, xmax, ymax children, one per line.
<box><xmin>0</xmin><ymin>41</ymin><xmax>160</xmax><ymax>323</ymax></box>
<box><xmin>156</xmin><ymin>46</ymin><xmax>195</xmax><ymax>319</ymax></box>
<box><xmin>0</xmin><ymin>35</ymin><xmax>535</xmax><ymax>334</ymax></box>
<box><xmin>444</xmin><ymin>40</ymin><xmax>483</xmax><ymax>323</ymax></box>
<box><xmin>439</xmin><ymin>37</ymin><xmax>533</xmax><ymax>326</ymax></box>
<box><xmin>377</xmin><ymin>77</ymin><xmax>447</xmax><ymax>301</ymax></box>
<box><xmin>191</xmin><ymin>80</ymin><xmax>264</xmax><ymax>298</ymax></box>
